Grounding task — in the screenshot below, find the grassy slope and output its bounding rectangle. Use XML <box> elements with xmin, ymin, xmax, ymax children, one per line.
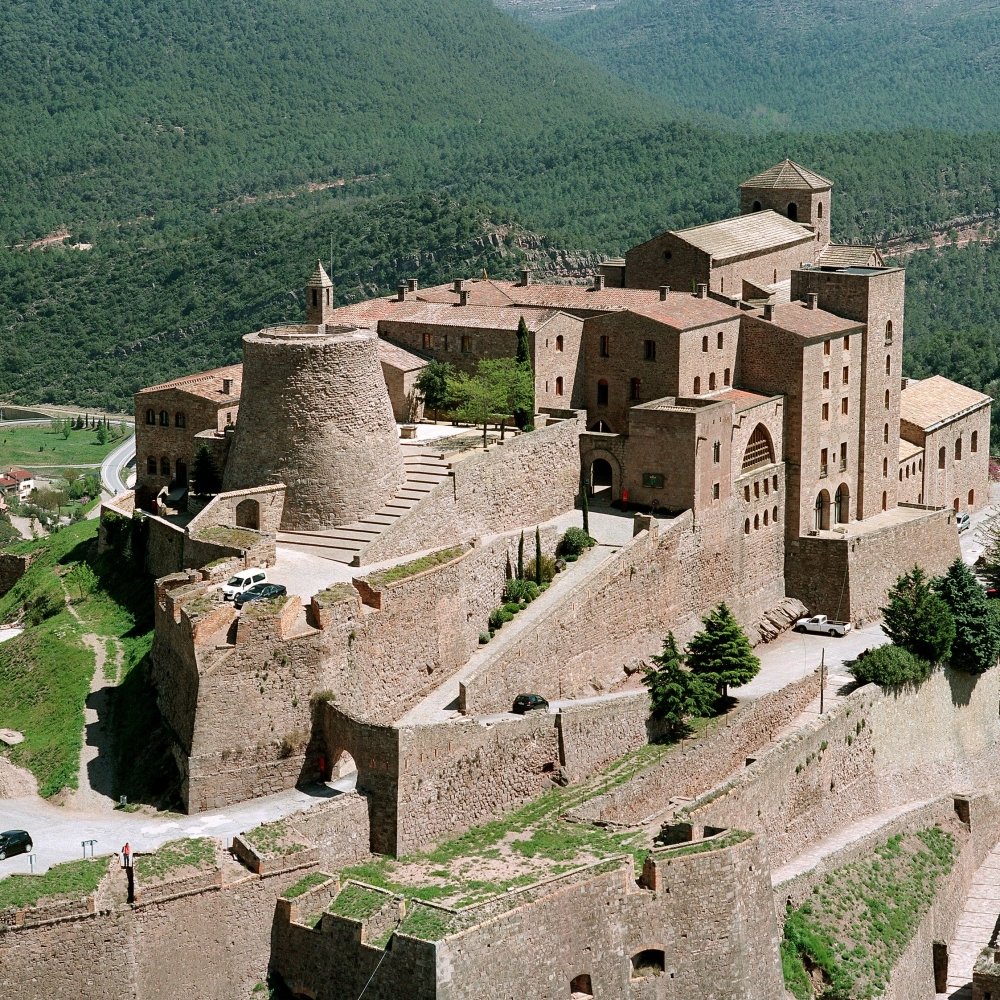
<box><xmin>542</xmin><ymin>0</ymin><xmax>1000</xmax><ymax>132</ymax></box>
<box><xmin>0</xmin><ymin>424</ymin><xmax>124</xmax><ymax>467</ymax></box>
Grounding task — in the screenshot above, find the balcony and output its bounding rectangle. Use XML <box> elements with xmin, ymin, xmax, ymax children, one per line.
<box><xmin>819</xmin><ymin>464</ymin><xmax>829</xmax><ymax>478</ymax></box>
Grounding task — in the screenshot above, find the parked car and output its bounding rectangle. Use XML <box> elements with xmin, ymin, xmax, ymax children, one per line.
<box><xmin>956</xmin><ymin>512</ymin><xmax>971</xmax><ymax>533</ymax></box>
<box><xmin>0</xmin><ymin>829</ymin><xmax>32</xmax><ymax>861</ymax></box>
<box><xmin>234</xmin><ymin>582</ymin><xmax>288</xmax><ymax>610</ymax></box>
<box><xmin>221</xmin><ymin>567</ymin><xmax>267</xmax><ymax>601</ymax></box>
<box><xmin>512</xmin><ymin>693</ymin><xmax>549</xmax><ymax>714</ymax></box>
<box><xmin>794</xmin><ymin>614</ymin><xmax>852</xmax><ymax>637</ymax></box>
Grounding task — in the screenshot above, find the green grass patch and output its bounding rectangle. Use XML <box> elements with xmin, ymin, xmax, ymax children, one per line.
<box><xmin>314</xmin><ymin>583</ymin><xmax>358</xmax><ymax>605</ymax></box>
<box><xmin>242</xmin><ymin>820</ymin><xmax>306</xmax><ymax>858</ymax></box>
<box><xmin>0</xmin><ymin>857</ymin><xmax>107</xmax><ymax>910</ymax></box>
<box><xmin>364</xmin><ymin>546</ymin><xmax>466</xmax><ymax>588</ymax></box>
<box><xmin>781</xmin><ymin>828</ymin><xmax>956</xmax><ymax>999</ymax></box>
<box><xmin>284</xmin><ymin>872</ymin><xmax>333</xmax><ymax>899</ymax></box>
<box><xmin>194</xmin><ymin>524</ymin><xmax>261</xmax><ymax>550</ymax></box>
<box><xmin>397</xmin><ymin>903</ymin><xmax>454</xmax><ymax>941</ymax></box>
<box><xmin>654</xmin><ymin>829</ymin><xmax>752</xmax><ymax>858</ymax></box>
<box><xmin>138</xmin><ymin>837</ymin><xmax>216</xmax><ymax>883</ymax></box>
<box><xmin>0</xmin><ymin>424</ymin><xmax>123</xmax><ymax>468</ymax></box>
<box><xmin>328</xmin><ymin>883</ymin><xmax>391</xmax><ymax>920</ymax></box>
<box><xmin>781</xmin><ymin>939</ymin><xmax>813</xmax><ymax>1000</ymax></box>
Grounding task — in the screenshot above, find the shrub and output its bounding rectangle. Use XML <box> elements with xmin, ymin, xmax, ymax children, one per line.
<box><xmin>557</xmin><ymin>527</ymin><xmax>595</xmax><ymax>558</ymax></box>
<box><xmin>849</xmin><ymin>644</ymin><xmax>933</xmax><ymax>687</ymax></box>
<box><xmin>478</xmin><ymin>632</ymin><xmax>490</xmax><ymax>645</ymax></box>
<box><xmin>525</xmin><ymin>555</ymin><xmax>556</xmax><ymax>583</ymax></box>
<box><xmin>505</xmin><ymin>578</ymin><xmax>538</xmax><ymax>603</ymax></box>
<box><xmin>488</xmin><ymin>607</ymin><xmax>514</xmax><ymax>632</ymax></box>
<box><xmin>502</xmin><ymin>601</ymin><xmax>522</xmax><ymax>615</ymax></box>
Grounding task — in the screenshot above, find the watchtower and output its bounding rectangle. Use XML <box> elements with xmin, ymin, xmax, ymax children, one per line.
<box><xmin>740</xmin><ymin>159</ymin><xmax>832</xmax><ymax>246</ymax></box>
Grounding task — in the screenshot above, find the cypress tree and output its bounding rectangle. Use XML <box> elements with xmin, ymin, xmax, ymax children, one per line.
<box><xmin>517</xmin><ymin>530</ymin><xmax>525</xmax><ymax>579</ymax></box>
<box><xmin>534</xmin><ymin>526</ymin><xmax>542</xmax><ymax>586</ymax></box>
<box><xmin>580</xmin><ymin>469</ymin><xmax>590</xmax><ymax>536</ymax></box>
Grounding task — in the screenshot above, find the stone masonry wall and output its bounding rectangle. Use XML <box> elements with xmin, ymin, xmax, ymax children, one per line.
<box><xmin>359</xmin><ymin>412</ymin><xmax>584</xmax><ymax>564</ymax></box>
<box><xmin>0</xmin><ymin>551</ymin><xmax>34</xmax><ymax>598</ymax></box>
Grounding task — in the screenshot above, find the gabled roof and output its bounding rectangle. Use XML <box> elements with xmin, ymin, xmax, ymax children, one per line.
<box><xmin>378</xmin><ymin>301</ymin><xmax>564</xmax><ymax>331</ymax></box>
<box><xmin>900</xmin><ymin>375</ymin><xmax>992</xmax><ymax>431</ymax></box>
<box><xmin>139</xmin><ymin>363</ymin><xmax>244</xmax><ymax>402</ymax></box>
<box><xmin>740</xmin><ymin>159</ymin><xmax>833</xmax><ymax>192</ymax></box>
<box><xmin>377</xmin><ymin>338</ymin><xmax>428</xmax><ymax>373</ymax></box>
<box><xmin>6</xmin><ymin>468</ymin><xmax>32</xmax><ymax>482</ymax></box>
<box><xmin>818</xmin><ymin>245</ymin><xmax>885</xmax><ymax>269</ymax></box>
<box><xmin>307</xmin><ymin>260</ymin><xmax>333</xmax><ymax>288</ymax></box>
<box><xmin>755</xmin><ymin>301</ymin><xmax>862</xmax><ymax>340</ymax></box>
<box><xmin>670</xmin><ymin>211</ymin><xmax>814</xmax><ymax>264</ymax></box>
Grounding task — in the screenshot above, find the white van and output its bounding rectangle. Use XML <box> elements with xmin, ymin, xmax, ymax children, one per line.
<box><xmin>221</xmin><ymin>567</ymin><xmax>267</xmax><ymax>601</ymax></box>
<box><xmin>956</xmin><ymin>512</ymin><xmax>971</xmax><ymax>533</ymax></box>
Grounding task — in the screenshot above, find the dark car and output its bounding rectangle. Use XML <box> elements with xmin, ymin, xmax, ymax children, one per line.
<box><xmin>512</xmin><ymin>693</ymin><xmax>549</xmax><ymax>715</ymax></box>
<box><xmin>234</xmin><ymin>583</ymin><xmax>288</xmax><ymax>610</ymax></box>
<box><xmin>0</xmin><ymin>829</ymin><xmax>32</xmax><ymax>860</ymax></box>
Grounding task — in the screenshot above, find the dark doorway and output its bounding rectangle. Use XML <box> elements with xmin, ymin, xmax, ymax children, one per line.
<box><xmin>591</xmin><ymin>459</ymin><xmax>613</xmax><ymax>499</ymax></box>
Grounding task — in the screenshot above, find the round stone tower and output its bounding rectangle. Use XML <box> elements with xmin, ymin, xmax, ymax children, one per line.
<box><xmin>223</xmin><ymin>317</ymin><xmax>406</xmax><ymax>531</ymax></box>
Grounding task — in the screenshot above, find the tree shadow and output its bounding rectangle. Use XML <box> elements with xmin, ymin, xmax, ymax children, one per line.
<box><xmin>946</xmin><ymin>666</ymin><xmax>978</xmax><ymax>707</ymax></box>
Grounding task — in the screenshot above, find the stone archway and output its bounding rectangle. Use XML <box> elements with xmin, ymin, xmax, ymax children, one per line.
<box><xmin>235</xmin><ymin>498</ymin><xmax>260</xmax><ymax>530</ymax></box>
<box><xmin>591</xmin><ymin>458</ymin><xmax>613</xmax><ymax>499</ymax></box>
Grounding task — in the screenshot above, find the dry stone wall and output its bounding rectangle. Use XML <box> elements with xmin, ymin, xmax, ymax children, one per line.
<box><xmin>0</xmin><ymin>552</ymin><xmax>33</xmax><ymax>599</ymax></box>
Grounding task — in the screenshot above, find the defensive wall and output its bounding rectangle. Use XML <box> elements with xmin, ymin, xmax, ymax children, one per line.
<box><xmin>359</xmin><ymin>411</ymin><xmax>585</xmax><ymax>564</ymax></box>
<box><xmin>785</xmin><ymin>503</ymin><xmax>960</xmax><ymax>623</ymax></box>
<box><xmin>0</xmin><ymin>551</ymin><xmax>34</xmax><ymax>599</ymax></box>
<box><xmin>271</xmin><ymin>831</ymin><xmax>785</xmax><ymax>1000</ymax></box>
<box><xmin>683</xmin><ymin>665</ymin><xmax>1000</xmax><ymax>872</ymax></box>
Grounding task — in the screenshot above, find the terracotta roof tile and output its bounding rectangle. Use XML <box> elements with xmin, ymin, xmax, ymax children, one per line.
<box><xmin>307</xmin><ymin>260</ymin><xmax>333</xmax><ymax>287</ymax></box>
<box><xmin>898</xmin><ymin>440</ymin><xmax>923</xmax><ymax>463</ymax></box>
<box><xmin>378</xmin><ymin>300</ymin><xmax>564</xmax><ymax>331</ymax></box>
<box><xmin>377</xmin><ymin>338</ymin><xmax>428</xmax><ymax>372</ymax></box>
<box><xmin>818</xmin><ymin>245</ymin><xmax>885</xmax><ymax>268</ymax></box>
<box><xmin>139</xmin><ymin>363</ymin><xmax>244</xmax><ymax>401</ymax></box>
<box><xmin>756</xmin><ymin>301</ymin><xmax>862</xmax><ymax>339</ymax></box>
<box><xmin>900</xmin><ymin>375</ymin><xmax>992</xmax><ymax>430</ymax></box>
<box><xmin>670</xmin><ymin>211</ymin><xmax>814</xmax><ymax>263</ymax></box>
<box><xmin>714</xmin><ymin>388</ymin><xmax>777</xmax><ymax>411</ymax></box>
<box><xmin>740</xmin><ymin>159</ymin><xmax>833</xmax><ymax>191</ymax></box>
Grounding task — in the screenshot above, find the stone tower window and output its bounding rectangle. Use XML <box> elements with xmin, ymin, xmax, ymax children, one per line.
<box><xmin>709</xmin><ymin>372</ymin><xmax>716</xmax><ymax>391</ymax></box>
<box><xmin>599</xmin><ymin>335</ymin><xmax>610</xmax><ymax>358</ymax></box>
<box><xmin>882</xmin><ymin>491</ymin><xmax>888</xmax><ymax>511</ymax></box>
<box><xmin>570</xmin><ymin>974</ymin><xmax>593</xmax><ymax>997</ymax></box>
<box><xmin>884</xmin><ymin>423</ymin><xmax>889</xmax><ymax>444</ymax></box>
<box><xmin>842</xmin><ymin>398</ymin><xmax>849</xmax><ymax>416</ymax></box>
<box><xmin>824</xmin><ymin>340</ymin><xmax>831</xmax><ymax>357</ymax></box>
<box><xmin>175</xmin><ymin>412</ymin><xmax>186</xmax><ymax>429</ymax></box>
<box><xmin>939</xmin><ymin>446</ymin><xmax>946</xmax><ymax>469</ymax></box>
<box><xmin>160</xmin><ymin>457</ymin><xmax>170</xmax><ymax>476</ymax></box>
<box><xmin>822</xmin><ymin>403</ymin><xmax>829</xmax><ymax>421</ymax></box>
<box><xmin>956</xmin><ymin>437</ymin><xmax>963</xmax><ymax>460</ymax></box>
<box><xmin>835</xmin><ymin>484</ymin><xmax>850</xmax><ymax>523</ymax></box>
<box><xmin>461</xmin><ymin>335</ymin><xmax>472</xmax><ymax>353</ymax></box>
<box><xmin>701</xmin><ymin>336</ymin><xmax>708</xmax><ymax>353</ymax></box>
<box><xmin>693</xmin><ymin>376</ymin><xmax>701</xmax><ymax>395</ymax></box>
<box><xmin>822</xmin><ymin>371</ymin><xmax>830</xmax><ymax>390</ymax></box>
<box><xmin>644</xmin><ymin>339</ymin><xmax>656</xmax><ymax>361</ymax></box>
<box><xmin>744</xmin><ymin>518</ymin><xmax>750</xmax><ymax>534</ymax></box>
<box><xmin>713</xmin><ymin>440</ymin><xmax>721</xmax><ymax>463</ymax></box>
<box><xmin>631</xmin><ymin>951</ymin><xmax>666</xmax><ymax>980</ymax></box>
<box><xmin>597</xmin><ymin>380</ymin><xmax>609</xmax><ymax>406</ymax></box>
<box><xmin>422</xmin><ymin>332</ymin><xmax>431</xmax><ymax>350</ymax></box>
<box><xmin>884</xmin><ymin>389</ymin><xmax>890</xmax><ymax>409</ymax></box>
<box><xmin>556</xmin><ymin>335</ymin><xmax>564</xmax><ymax>352</ymax></box>
<box><xmin>146</xmin><ymin>457</ymin><xmax>156</xmax><ymax>475</ymax></box>
<box><xmin>717</xmin><ymin>331</ymin><xmax>724</xmax><ymax>349</ymax></box>
<box><xmin>751</xmin><ymin>200</ymin><xmax>762</xmax><ymax>212</ymax></box>
<box><xmin>817</xmin><ymin>202</ymin><xmax>824</xmax><ymax>219</ymax></box>
<box><xmin>885</xmin><ymin>320</ymin><xmax>893</xmax><ymax>344</ymax></box>
<box><xmin>629</xmin><ymin>378</ymin><xmax>640</xmax><ymax>401</ymax></box>
<box><xmin>844</xmin><ymin>335</ymin><xmax>850</xmax><ymax>350</ymax></box>
<box><xmin>159</xmin><ymin>410</ymin><xmax>169</xmax><ymax>426</ymax></box>
<box><xmin>787</xmin><ymin>202</ymin><xmax>798</xmax><ymax>221</ymax></box>
<box><xmin>724</xmin><ymin>368</ymin><xmax>731</xmax><ymax>386</ymax></box>
<box><xmin>885</xmin><ymin>355</ymin><xmax>891</xmax><ymax>376</ymax></box>
<box><xmin>972</xmin><ymin>431</ymin><xmax>978</xmax><ymax>452</ymax></box>
<box><xmin>842</xmin><ymin>366</ymin><xmax>849</xmax><ymax>385</ymax></box>
<box><xmin>969</xmin><ymin>489</ymin><xmax>975</xmax><ymax>506</ymax></box>
<box><xmin>882</xmin><ymin>457</ymin><xmax>888</xmax><ymax>477</ymax></box>
<box><xmin>741</xmin><ymin>424</ymin><xmax>774</xmax><ymax>472</ymax></box>
<box><xmin>145</xmin><ymin>408</ymin><xmax>155</xmax><ymax>424</ymax></box>
<box><xmin>555</xmin><ymin>376</ymin><xmax>564</xmax><ymax>397</ymax></box>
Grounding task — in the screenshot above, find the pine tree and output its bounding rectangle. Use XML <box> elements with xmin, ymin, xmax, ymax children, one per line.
<box><xmin>642</xmin><ymin>632</ymin><xmax>716</xmax><ymax>737</ymax></box>
<box><xmin>191</xmin><ymin>445</ymin><xmax>222</xmax><ymax>496</ymax></box>
<box><xmin>685</xmin><ymin>602</ymin><xmax>761</xmax><ymax>698</ymax></box>
<box><xmin>517</xmin><ymin>531</ymin><xmax>525</xmax><ymax>579</ymax></box>
<box><xmin>881</xmin><ymin>565</ymin><xmax>954</xmax><ymax>663</ymax></box>
<box><xmin>934</xmin><ymin>558</ymin><xmax>1000</xmax><ymax>674</ymax></box>
<box><xmin>534</xmin><ymin>526</ymin><xmax>542</xmax><ymax>586</ymax></box>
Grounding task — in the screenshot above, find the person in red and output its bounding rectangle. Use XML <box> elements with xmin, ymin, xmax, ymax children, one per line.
<box><xmin>121</xmin><ymin>842</ymin><xmax>132</xmax><ymax>868</ymax></box>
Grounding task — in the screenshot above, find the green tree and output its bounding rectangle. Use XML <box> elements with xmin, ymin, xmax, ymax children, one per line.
<box><xmin>449</xmin><ymin>367</ymin><xmax>502</xmax><ymax>448</ymax></box>
<box><xmin>685</xmin><ymin>602</ymin><xmax>761</xmax><ymax>698</ymax></box>
<box><xmin>642</xmin><ymin>632</ymin><xmax>716</xmax><ymax>737</ymax></box>
<box><xmin>484</xmin><ymin>357</ymin><xmax>534</xmax><ymax>442</ymax></box>
<box><xmin>191</xmin><ymin>446</ymin><xmax>222</xmax><ymax>496</ymax></box>
<box><xmin>415</xmin><ymin>360</ymin><xmax>456</xmax><ymax>423</ymax></box>
<box><xmin>881</xmin><ymin>565</ymin><xmax>955</xmax><ymax>663</ymax></box>
<box><xmin>534</xmin><ymin>526</ymin><xmax>542</xmax><ymax>586</ymax></box>
<box><xmin>580</xmin><ymin>468</ymin><xmax>590</xmax><ymax>536</ymax></box>
<box><xmin>849</xmin><ymin>645</ymin><xmax>933</xmax><ymax>688</ymax></box>
<box><xmin>517</xmin><ymin>530</ymin><xmax>525</xmax><ymax>579</ymax></box>
<box><xmin>95</xmin><ymin>424</ymin><xmax>108</xmax><ymax>445</ymax></box>
<box><xmin>514</xmin><ymin>316</ymin><xmax>534</xmax><ymax>429</ymax></box>
<box><xmin>934</xmin><ymin>558</ymin><xmax>1000</xmax><ymax>674</ymax></box>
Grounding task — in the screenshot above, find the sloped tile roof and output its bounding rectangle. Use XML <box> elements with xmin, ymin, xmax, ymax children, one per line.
<box><xmin>740</xmin><ymin>159</ymin><xmax>833</xmax><ymax>191</ymax></box>
<box><xmin>898</xmin><ymin>439</ymin><xmax>923</xmax><ymax>463</ymax></box>
<box><xmin>757</xmin><ymin>301</ymin><xmax>862</xmax><ymax>339</ymax></box>
<box><xmin>672</xmin><ymin>211</ymin><xmax>814</xmax><ymax>263</ymax></box>
<box><xmin>307</xmin><ymin>260</ymin><xmax>333</xmax><ymax>287</ymax></box>
<box><xmin>714</xmin><ymin>388</ymin><xmax>777</xmax><ymax>412</ymax></box>
<box><xmin>378</xmin><ymin>301</ymin><xmax>562</xmax><ymax>331</ymax></box>
<box><xmin>139</xmin><ymin>363</ymin><xmax>244</xmax><ymax>401</ymax></box>
<box><xmin>377</xmin><ymin>338</ymin><xmax>429</xmax><ymax>372</ymax></box>
<box><xmin>818</xmin><ymin>245</ymin><xmax>885</xmax><ymax>268</ymax></box>
<box><xmin>900</xmin><ymin>375</ymin><xmax>992</xmax><ymax>430</ymax></box>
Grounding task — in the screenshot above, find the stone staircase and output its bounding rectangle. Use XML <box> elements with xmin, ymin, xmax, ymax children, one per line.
<box><xmin>275</xmin><ymin>448</ymin><xmax>450</xmax><ymax>564</ymax></box>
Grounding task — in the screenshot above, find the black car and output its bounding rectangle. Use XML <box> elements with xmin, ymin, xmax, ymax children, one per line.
<box><xmin>512</xmin><ymin>693</ymin><xmax>549</xmax><ymax>715</ymax></box>
<box><xmin>0</xmin><ymin>829</ymin><xmax>32</xmax><ymax>860</ymax></box>
<box><xmin>234</xmin><ymin>583</ymin><xmax>288</xmax><ymax>610</ymax></box>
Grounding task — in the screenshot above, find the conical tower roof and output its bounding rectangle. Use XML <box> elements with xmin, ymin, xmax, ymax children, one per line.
<box><xmin>740</xmin><ymin>159</ymin><xmax>833</xmax><ymax>191</ymax></box>
<box><xmin>307</xmin><ymin>259</ymin><xmax>334</xmax><ymax>287</ymax></box>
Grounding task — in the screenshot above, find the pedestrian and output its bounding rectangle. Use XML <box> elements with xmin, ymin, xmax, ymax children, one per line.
<box><xmin>121</xmin><ymin>842</ymin><xmax>131</xmax><ymax>869</ymax></box>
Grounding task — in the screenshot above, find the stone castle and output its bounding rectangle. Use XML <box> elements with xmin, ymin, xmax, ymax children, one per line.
<box><xmin>6</xmin><ymin>162</ymin><xmax>997</xmax><ymax>1000</ymax></box>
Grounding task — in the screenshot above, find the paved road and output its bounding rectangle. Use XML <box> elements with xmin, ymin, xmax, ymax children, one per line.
<box><xmin>99</xmin><ymin>433</ymin><xmax>136</xmax><ymax>495</ymax></box>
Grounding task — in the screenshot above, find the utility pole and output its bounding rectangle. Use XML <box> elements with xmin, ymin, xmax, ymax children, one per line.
<box><xmin>819</xmin><ymin>649</ymin><xmax>826</xmax><ymax>715</ymax></box>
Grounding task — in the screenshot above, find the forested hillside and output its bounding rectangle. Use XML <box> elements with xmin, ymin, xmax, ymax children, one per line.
<box><xmin>541</xmin><ymin>0</ymin><xmax>1000</xmax><ymax>132</ymax></box>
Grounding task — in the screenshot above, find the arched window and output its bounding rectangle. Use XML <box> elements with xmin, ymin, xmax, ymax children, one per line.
<box><xmin>629</xmin><ymin>378</ymin><xmax>640</xmax><ymax>401</ymax></box>
<box><xmin>882</xmin><ymin>491</ymin><xmax>888</xmax><ymax>511</ymax></box>
<box><xmin>693</xmin><ymin>376</ymin><xmax>701</xmax><ymax>394</ymax></box>
<box><xmin>159</xmin><ymin>410</ymin><xmax>169</xmax><ymax>426</ymax></box>
<box><xmin>939</xmin><ymin>446</ymin><xmax>946</xmax><ymax>469</ymax></box>
<box><xmin>555</xmin><ymin>376</ymin><xmax>564</xmax><ymax>397</ymax></box>
<box><xmin>773</xmin><ymin>269</ymin><xmax>778</xmax><ymax>284</ymax></box>
<box><xmin>741</xmin><ymin>424</ymin><xmax>775</xmax><ymax>472</ymax></box>
<box><xmin>815</xmin><ymin>490</ymin><xmax>831</xmax><ymax>531</ymax></box>
<box><xmin>631</xmin><ymin>951</ymin><xmax>666</xmax><ymax>981</ymax></box>
<box><xmin>713</xmin><ymin>440</ymin><xmax>721</xmax><ymax>463</ymax></box>
<box><xmin>145</xmin><ymin>408</ymin><xmax>155</xmax><ymax>425</ymax></box>
<box><xmin>885</xmin><ymin>355</ymin><xmax>891</xmax><ymax>376</ymax></box>
<box><xmin>160</xmin><ymin>457</ymin><xmax>170</xmax><ymax>477</ymax></box>
<box><xmin>883</xmin><ymin>423</ymin><xmax>889</xmax><ymax>444</ymax></box>
<box><xmin>817</xmin><ymin>201</ymin><xmax>824</xmax><ymax>219</ymax></box>
<box><xmin>898</xmin><ymin>470</ymin><xmax>903</xmax><ymax>482</ymax></box>
<box><xmin>717</xmin><ymin>331</ymin><xmax>724</xmax><ymax>349</ymax></box>
<box><xmin>787</xmin><ymin>202</ymin><xmax>798</xmax><ymax>221</ymax></box>
<box><xmin>702</xmin><ymin>336</ymin><xmax>709</xmax><ymax>353</ymax></box>
<box><xmin>146</xmin><ymin>456</ymin><xmax>157</xmax><ymax>475</ymax></box>
<box><xmin>709</xmin><ymin>372</ymin><xmax>717</xmax><ymax>391</ymax></box>
<box><xmin>754</xmin><ymin>514</ymin><xmax>759</xmax><ymax>530</ymax></box>
<box><xmin>724</xmin><ymin>367</ymin><xmax>731</xmax><ymax>386</ymax></box>
<box><xmin>956</xmin><ymin>437</ymin><xmax>963</xmax><ymax>460</ymax></box>
<box><xmin>884</xmin><ymin>389</ymin><xmax>890</xmax><ymax>409</ymax></box>
<box><xmin>175</xmin><ymin>411</ymin><xmax>186</xmax><ymax>428</ymax></box>
<box><xmin>311</xmin><ymin>288</ymin><xmax>318</xmax><ymax>307</ymax></box>
<box><xmin>972</xmin><ymin>431</ymin><xmax>979</xmax><ymax>452</ymax></box>
<box><xmin>763</xmin><ymin>509</ymin><xmax>769</xmax><ymax>526</ymax></box>
<box><xmin>744</xmin><ymin>518</ymin><xmax>750</xmax><ymax>534</ymax></box>
<box><xmin>882</xmin><ymin>457</ymin><xmax>888</xmax><ymax>477</ymax></box>
<box><xmin>969</xmin><ymin>489</ymin><xmax>975</xmax><ymax>506</ymax></box>
<box><xmin>835</xmin><ymin>484</ymin><xmax>850</xmax><ymax>524</ymax></box>
<box><xmin>885</xmin><ymin>320</ymin><xmax>893</xmax><ymax>344</ymax></box>
<box><xmin>570</xmin><ymin>975</ymin><xmax>593</xmax><ymax>998</ymax></box>
<box><xmin>773</xmin><ymin>505</ymin><xmax>778</xmax><ymax>522</ymax></box>
<box><xmin>751</xmin><ymin>200</ymin><xmax>762</xmax><ymax>212</ymax></box>
<box><xmin>597</xmin><ymin>379</ymin><xmax>609</xmax><ymax>406</ymax></box>
<box><xmin>555</xmin><ymin>335</ymin><xmax>564</xmax><ymax>353</ymax></box>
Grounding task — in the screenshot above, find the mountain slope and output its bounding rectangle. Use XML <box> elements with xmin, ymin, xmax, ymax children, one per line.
<box><xmin>541</xmin><ymin>0</ymin><xmax>1000</xmax><ymax>131</ymax></box>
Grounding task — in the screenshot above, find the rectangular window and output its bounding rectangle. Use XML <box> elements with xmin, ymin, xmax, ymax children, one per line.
<box><xmin>822</xmin><ymin>371</ymin><xmax>830</xmax><ymax>390</ymax></box>
<box><xmin>461</xmin><ymin>335</ymin><xmax>471</xmax><ymax>353</ymax></box>
<box><xmin>422</xmin><ymin>332</ymin><xmax>432</xmax><ymax>350</ymax></box>
<box><xmin>599</xmin><ymin>335</ymin><xmax>610</xmax><ymax>358</ymax></box>
<box><xmin>840</xmin><ymin>442</ymin><xmax>847</xmax><ymax>471</ymax></box>
<box><xmin>642</xmin><ymin>472</ymin><xmax>664</xmax><ymax>488</ymax></box>
<box><xmin>713</xmin><ymin>482</ymin><xmax>720</xmax><ymax>500</ymax></box>
<box><xmin>822</xmin><ymin>403</ymin><xmax>829</xmax><ymax>421</ymax></box>
<box><xmin>841</xmin><ymin>398</ymin><xmax>848</xmax><ymax>415</ymax></box>
<box><xmin>823</xmin><ymin>340</ymin><xmax>831</xmax><ymax>356</ymax></box>
<box><xmin>843</xmin><ymin>335</ymin><xmax>850</xmax><ymax>351</ymax></box>
<box><xmin>443</xmin><ymin>334</ymin><xmax>449</xmax><ymax>352</ymax></box>
<box><xmin>842</xmin><ymin>365</ymin><xmax>849</xmax><ymax>385</ymax></box>
<box><xmin>820</xmin><ymin>448</ymin><xmax>828</xmax><ymax>477</ymax></box>
<box><xmin>644</xmin><ymin>339</ymin><xmax>656</xmax><ymax>361</ymax></box>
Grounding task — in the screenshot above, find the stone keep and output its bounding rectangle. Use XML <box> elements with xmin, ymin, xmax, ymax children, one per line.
<box><xmin>223</xmin><ymin>323</ymin><xmax>405</xmax><ymax>531</ymax></box>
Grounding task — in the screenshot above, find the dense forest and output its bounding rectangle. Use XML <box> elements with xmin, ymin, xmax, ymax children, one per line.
<box><xmin>2</xmin><ymin>0</ymin><xmax>1000</xmax><ymax>429</ymax></box>
<box><xmin>540</xmin><ymin>0</ymin><xmax>1000</xmax><ymax>132</ymax></box>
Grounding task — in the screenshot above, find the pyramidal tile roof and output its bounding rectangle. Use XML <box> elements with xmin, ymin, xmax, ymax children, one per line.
<box><xmin>740</xmin><ymin>159</ymin><xmax>833</xmax><ymax>191</ymax></box>
<box><xmin>307</xmin><ymin>260</ymin><xmax>334</xmax><ymax>287</ymax></box>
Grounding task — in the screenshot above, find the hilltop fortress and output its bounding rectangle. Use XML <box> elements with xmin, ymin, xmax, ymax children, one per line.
<box><xmin>15</xmin><ymin>162</ymin><xmax>992</xmax><ymax>1000</ymax></box>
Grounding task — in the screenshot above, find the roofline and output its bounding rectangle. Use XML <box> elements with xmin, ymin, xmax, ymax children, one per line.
<box><xmin>902</xmin><ymin>397</ymin><xmax>992</xmax><ymax>434</ymax></box>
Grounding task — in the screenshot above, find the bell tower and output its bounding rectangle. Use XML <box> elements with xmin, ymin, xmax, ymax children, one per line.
<box><xmin>739</xmin><ymin>159</ymin><xmax>833</xmax><ymax>247</ymax></box>
<box><xmin>306</xmin><ymin>260</ymin><xmax>335</xmax><ymax>325</ymax></box>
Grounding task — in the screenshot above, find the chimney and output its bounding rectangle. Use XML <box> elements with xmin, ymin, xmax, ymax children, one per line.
<box><xmin>459</xmin><ymin>289</ymin><xmax>470</xmax><ymax>307</ymax></box>
<box><xmin>520</xmin><ymin>269</ymin><xmax>531</xmax><ymax>286</ymax></box>
<box><xmin>407</xmin><ymin>278</ymin><xmax>418</xmax><ymax>292</ymax></box>
<box><xmin>454</xmin><ymin>278</ymin><xmax>466</xmax><ymax>293</ymax></box>
<box><xmin>763</xmin><ymin>303</ymin><xmax>775</xmax><ymax>321</ymax></box>
<box><xmin>222</xmin><ymin>378</ymin><xmax>233</xmax><ymax>395</ymax></box>
<box><xmin>659</xmin><ymin>285</ymin><xmax>670</xmax><ymax>300</ymax></box>
<box><xmin>806</xmin><ymin>292</ymin><xmax>819</xmax><ymax>310</ymax></box>
<box><xmin>592</xmin><ymin>274</ymin><xmax>605</xmax><ymax>291</ymax></box>
<box><xmin>696</xmin><ymin>283</ymin><xmax>708</xmax><ymax>298</ymax></box>
<box><xmin>397</xmin><ymin>284</ymin><xmax>407</xmax><ymax>302</ymax></box>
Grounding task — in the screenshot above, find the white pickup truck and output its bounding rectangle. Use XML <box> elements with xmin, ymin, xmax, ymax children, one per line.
<box><xmin>794</xmin><ymin>614</ymin><xmax>852</xmax><ymax>637</ymax></box>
